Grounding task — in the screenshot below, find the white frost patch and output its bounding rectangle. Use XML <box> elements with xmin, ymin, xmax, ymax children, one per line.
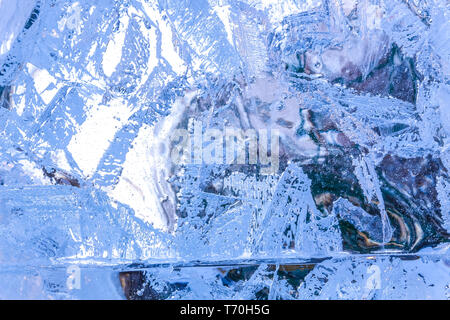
<box><xmin>110</xmin><ymin>92</ymin><xmax>197</xmax><ymax>231</ymax></box>
<box><xmin>26</xmin><ymin>63</ymin><xmax>60</xmax><ymax>104</ymax></box>
<box><xmin>102</xmin><ymin>13</ymin><xmax>130</xmax><ymax>77</ymax></box>
<box><xmin>50</xmin><ymin>149</ymin><xmax>73</xmax><ymax>173</ymax></box>
<box><xmin>110</xmin><ymin>124</ymin><xmax>168</xmax><ymax>230</ymax></box>
<box><xmin>17</xmin><ymin>159</ymin><xmax>49</xmax><ymax>185</ymax></box>
<box><xmin>68</xmin><ymin>97</ymin><xmax>133</xmax><ymax>177</ymax></box>
<box><xmin>212</xmin><ymin>4</ymin><xmax>234</xmax><ymax>46</ymax></box>
<box><xmin>140</xmin><ymin>1</ymin><xmax>186</xmax><ymax>75</ymax></box>
<box><xmin>13</xmin><ymin>84</ymin><xmax>26</xmax><ymax>116</ymax></box>
<box><xmin>132</xmin><ymin>7</ymin><xmax>159</xmax><ymax>87</ymax></box>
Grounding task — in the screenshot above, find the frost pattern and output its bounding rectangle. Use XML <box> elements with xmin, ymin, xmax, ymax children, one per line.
<box><xmin>0</xmin><ymin>0</ymin><xmax>449</xmax><ymax>299</ymax></box>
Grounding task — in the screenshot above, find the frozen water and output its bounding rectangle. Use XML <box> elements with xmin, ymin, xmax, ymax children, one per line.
<box><xmin>0</xmin><ymin>0</ymin><xmax>449</xmax><ymax>299</ymax></box>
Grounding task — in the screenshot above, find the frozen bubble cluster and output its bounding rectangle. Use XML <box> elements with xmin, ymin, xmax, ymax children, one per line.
<box><xmin>0</xmin><ymin>0</ymin><xmax>449</xmax><ymax>299</ymax></box>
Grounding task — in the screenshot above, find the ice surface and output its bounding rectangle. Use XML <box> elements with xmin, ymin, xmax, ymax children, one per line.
<box><xmin>0</xmin><ymin>0</ymin><xmax>449</xmax><ymax>299</ymax></box>
<box><xmin>119</xmin><ymin>248</ymin><xmax>450</xmax><ymax>300</ymax></box>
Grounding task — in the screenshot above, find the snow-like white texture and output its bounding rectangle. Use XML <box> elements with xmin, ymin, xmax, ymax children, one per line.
<box><xmin>110</xmin><ymin>123</ymin><xmax>170</xmax><ymax>230</ymax></box>
<box><xmin>212</xmin><ymin>4</ymin><xmax>234</xmax><ymax>46</ymax></box>
<box><xmin>0</xmin><ymin>0</ymin><xmax>36</xmax><ymax>62</ymax></box>
<box><xmin>26</xmin><ymin>63</ymin><xmax>61</xmax><ymax>104</ymax></box>
<box><xmin>110</xmin><ymin>91</ymin><xmax>197</xmax><ymax>231</ymax></box>
<box><xmin>140</xmin><ymin>1</ymin><xmax>187</xmax><ymax>75</ymax></box>
<box><xmin>102</xmin><ymin>14</ymin><xmax>129</xmax><ymax>77</ymax></box>
<box><xmin>68</xmin><ymin>97</ymin><xmax>134</xmax><ymax>177</ymax></box>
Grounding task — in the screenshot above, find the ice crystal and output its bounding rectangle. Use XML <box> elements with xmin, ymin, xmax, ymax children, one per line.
<box><xmin>0</xmin><ymin>0</ymin><xmax>449</xmax><ymax>299</ymax></box>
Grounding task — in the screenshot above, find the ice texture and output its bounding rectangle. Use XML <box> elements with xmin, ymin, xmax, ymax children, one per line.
<box><xmin>0</xmin><ymin>0</ymin><xmax>449</xmax><ymax>299</ymax></box>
